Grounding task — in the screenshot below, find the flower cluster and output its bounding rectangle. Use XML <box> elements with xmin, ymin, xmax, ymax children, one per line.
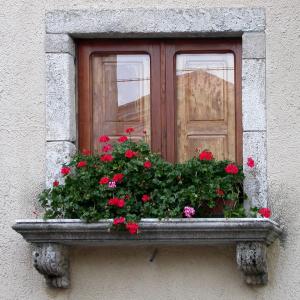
<box><xmin>183</xmin><ymin>206</ymin><xmax>195</xmax><ymax>218</ymax></box>
<box><xmin>108</xmin><ymin>197</ymin><xmax>125</xmax><ymax>208</ymax></box>
<box><xmin>39</xmin><ymin>128</ymin><xmax>269</xmax><ymax>235</ymax></box>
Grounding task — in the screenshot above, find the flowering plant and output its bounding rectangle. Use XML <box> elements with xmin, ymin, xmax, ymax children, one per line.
<box><xmin>39</xmin><ymin>128</ymin><xmax>269</xmax><ymax>234</ymax></box>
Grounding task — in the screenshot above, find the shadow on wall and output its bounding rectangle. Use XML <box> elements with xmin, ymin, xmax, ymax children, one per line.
<box><xmin>65</xmin><ymin>246</ymin><xmax>258</xmax><ymax>300</ymax></box>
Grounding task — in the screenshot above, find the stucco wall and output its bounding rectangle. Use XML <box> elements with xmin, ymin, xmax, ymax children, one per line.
<box><xmin>0</xmin><ymin>0</ymin><xmax>299</xmax><ymax>299</ymax></box>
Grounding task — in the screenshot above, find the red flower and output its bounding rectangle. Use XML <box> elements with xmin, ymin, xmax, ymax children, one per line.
<box><xmin>216</xmin><ymin>188</ymin><xmax>225</xmax><ymax>196</ymax></box>
<box><xmin>143</xmin><ymin>161</ymin><xmax>152</xmax><ymax>169</ymax></box>
<box><xmin>125</xmin><ymin>127</ymin><xmax>134</xmax><ymax>134</ymax></box>
<box><xmin>124</xmin><ymin>195</ymin><xmax>130</xmax><ymax>200</ymax></box>
<box><xmin>77</xmin><ymin>161</ymin><xmax>87</xmax><ymax>168</ymax></box>
<box><xmin>142</xmin><ymin>194</ymin><xmax>150</xmax><ymax>202</ymax></box>
<box><xmin>118</xmin><ymin>136</ymin><xmax>128</xmax><ymax>143</ymax></box>
<box><xmin>247</xmin><ymin>157</ymin><xmax>255</xmax><ymax>168</ymax></box>
<box><xmin>199</xmin><ymin>150</ymin><xmax>214</xmax><ymax>161</ymax></box>
<box><xmin>99</xmin><ymin>177</ymin><xmax>110</xmax><ymax>185</ymax></box>
<box><xmin>61</xmin><ymin>166</ymin><xmax>71</xmax><ymax>176</ymax></box>
<box><xmin>108</xmin><ymin>197</ymin><xmax>125</xmax><ymax>208</ymax></box>
<box><xmin>113</xmin><ymin>217</ymin><xmax>125</xmax><ymax>225</ymax></box>
<box><xmin>118</xmin><ymin>199</ymin><xmax>125</xmax><ymax>208</ymax></box>
<box><xmin>100</xmin><ymin>154</ymin><xmax>114</xmax><ymax>162</ymax></box>
<box><xmin>102</xmin><ymin>144</ymin><xmax>113</xmax><ymax>152</ymax></box>
<box><xmin>113</xmin><ymin>173</ymin><xmax>124</xmax><ymax>182</ymax></box>
<box><xmin>98</xmin><ymin>135</ymin><xmax>110</xmax><ymax>143</ymax></box>
<box><xmin>82</xmin><ymin>149</ymin><xmax>91</xmax><ymax>156</ymax></box>
<box><xmin>126</xmin><ymin>222</ymin><xmax>139</xmax><ymax>235</ymax></box>
<box><xmin>53</xmin><ymin>180</ymin><xmax>59</xmax><ymax>187</ymax></box>
<box><xmin>258</xmin><ymin>208</ymin><xmax>271</xmax><ymax>218</ymax></box>
<box><xmin>225</xmin><ymin>164</ymin><xmax>239</xmax><ymax>174</ymax></box>
<box><xmin>125</xmin><ymin>149</ymin><xmax>137</xmax><ymax>158</ymax></box>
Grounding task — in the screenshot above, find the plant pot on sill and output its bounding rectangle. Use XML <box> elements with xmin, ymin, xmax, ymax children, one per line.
<box><xmin>202</xmin><ymin>199</ymin><xmax>235</xmax><ymax>217</ymax></box>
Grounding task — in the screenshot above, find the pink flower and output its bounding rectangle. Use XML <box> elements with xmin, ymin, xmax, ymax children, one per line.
<box><xmin>113</xmin><ymin>217</ymin><xmax>125</xmax><ymax>225</ymax></box>
<box><xmin>61</xmin><ymin>166</ymin><xmax>71</xmax><ymax>176</ymax></box>
<box><xmin>125</xmin><ymin>149</ymin><xmax>137</xmax><ymax>159</ymax></box>
<box><xmin>98</xmin><ymin>135</ymin><xmax>110</xmax><ymax>143</ymax></box>
<box><xmin>199</xmin><ymin>150</ymin><xmax>214</xmax><ymax>161</ymax></box>
<box><xmin>126</xmin><ymin>222</ymin><xmax>139</xmax><ymax>234</ymax></box>
<box><xmin>141</xmin><ymin>194</ymin><xmax>150</xmax><ymax>202</ymax></box>
<box><xmin>225</xmin><ymin>164</ymin><xmax>239</xmax><ymax>174</ymax></box>
<box><xmin>118</xmin><ymin>136</ymin><xmax>128</xmax><ymax>143</ymax></box>
<box><xmin>77</xmin><ymin>161</ymin><xmax>87</xmax><ymax>168</ymax></box>
<box><xmin>247</xmin><ymin>157</ymin><xmax>255</xmax><ymax>168</ymax></box>
<box><xmin>108</xmin><ymin>181</ymin><xmax>117</xmax><ymax>188</ymax></box>
<box><xmin>258</xmin><ymin>208</ymin><xmax>271</xmax><ymax>218</ymax></box>
<box><xmin>143</xmin><ymin>161</ymin><xmax>152</xmax><ymax>169</ymax></box>
<box><xmin>102</xmin><ymin>144</ymin><xmax>113</xmax><ymax>152</ymax></box>
<box><xmin>183</xmin><ymin>206</ymin><xmax>195</xmax><ymax>218</ymax></box>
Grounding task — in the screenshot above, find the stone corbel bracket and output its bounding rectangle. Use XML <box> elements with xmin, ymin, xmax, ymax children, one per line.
<box><xmin>237</xmin><ymin>242</ymin><xmax>268</xmax><ymax>285</ymax></box>
<box><xmin>33</xmin><ymin>243</ymin><xmax>69</xmax><ymax>288</ymax></box>
<box><xmin>13</xmin><ymin>218</ymin><xmax>282</xmax><ymax>288</ymax></box>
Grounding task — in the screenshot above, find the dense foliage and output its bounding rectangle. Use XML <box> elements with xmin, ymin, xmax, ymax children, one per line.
<box><xmin>39</xmin><ymin>129</ymin><xmax>252</xmax><ymax>234</ymax></box>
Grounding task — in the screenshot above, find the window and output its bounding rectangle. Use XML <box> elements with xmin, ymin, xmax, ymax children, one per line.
<box><xmin>77</xmin><ymin>39</ymin><xmax>242</xmax><ymax>163</ymax></box>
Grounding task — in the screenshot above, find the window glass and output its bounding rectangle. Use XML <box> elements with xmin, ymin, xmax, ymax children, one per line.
<box><xmin>176</xmin><ymin>53</ymin><xmax>236</xmax><ymax>162</ymax></box>
<box><xmin>92</xmin><ymin>54</ymin><xmax>151</xmax><ymax>150</ymax></box>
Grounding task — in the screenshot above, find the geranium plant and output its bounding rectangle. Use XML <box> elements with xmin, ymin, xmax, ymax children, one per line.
<box><xmin>39</xmin><ymin>128</ymin><xmax>269</xmax><ymax>235</ymax></box>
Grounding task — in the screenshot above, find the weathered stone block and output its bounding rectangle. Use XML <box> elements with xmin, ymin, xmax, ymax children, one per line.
<box><xmin>46</xmin><ymin>8</ymin><xmax>265</xmax><ymax>36</ymax></box>
<box><xmin>45</xmin><ymin>34</ymin><xmax>75</xmax><ymax>56</ymax></box>
<box><xmin>45</xmin><ymin>141</ymin><xmax>76</xmax><ymax>188</ymax></box>
<box><xmin>242</xmin><ymin>59</ymin><xmax>266</xmax><ymax>131</ymax></box>
<box><xmin>46</xmin><ymin>53</ymin><xmax>76</xmax><ymax>141</ymax></box>
<box><xmin>243</xmin><ymin>132</ymin><xmax>267</xmax><ymax>207</ymax></box>
<box><xmin>242</xmin><ymin>32</ymin><xmax>266</xmax><ymax>58</ymax></box>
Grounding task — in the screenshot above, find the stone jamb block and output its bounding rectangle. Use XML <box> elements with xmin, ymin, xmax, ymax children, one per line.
<box><xmin>46</xmin><ymin>141</ymin><xmax>76</xmax><ymax>188</ymax></box>
<box><xmin>45</xmin><ymin>34</ymin><xmax>75</xmax><ymax>56</ymax></box>
<box><xmin>242</xmin><ymin>32</ymin><xmax>266</xmax><ymax>59</ymax></box>
<box><xmin>46</xmin><ymin>53</ymin><xmax>76</xmax><ymax>141</ymax></box>
<box><xmin>243</xmin><ymin>131</ymin><xmax>267</xmax><ymax>207</ymax></box>
<box><xmin>242</xmin><ymin>59</ymin><xmax>266</xmax><ymax>131</ymax></box>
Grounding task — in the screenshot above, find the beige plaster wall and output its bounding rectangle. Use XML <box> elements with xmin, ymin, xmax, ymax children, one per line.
<box><xmin>0</xmin><ymin>0</ymin><xmax>299</xmax><ymax>299</ymax></box>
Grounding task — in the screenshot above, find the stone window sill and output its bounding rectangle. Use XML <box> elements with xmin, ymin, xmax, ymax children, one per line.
<box><xmin>12</xmin><ymin>218</ymin><xmax>282</xmax><ymax>288</ymax></box>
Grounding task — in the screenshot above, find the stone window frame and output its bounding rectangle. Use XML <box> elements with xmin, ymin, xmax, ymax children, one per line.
<box><xmin>45</xmin><ymin>7</ymin><xmax>267</xmax><ymax>207</ymax></box>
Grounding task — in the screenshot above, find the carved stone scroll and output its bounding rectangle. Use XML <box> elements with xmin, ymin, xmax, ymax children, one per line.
<box><xmin>236</xmin><ymin>242</ymin><xmax>268</xmax><ymax>285</ymax></box>
<box><xmin>32</xmin><ymin>243</ymin><xmax>70</xmax><ymax>288</ymax></box>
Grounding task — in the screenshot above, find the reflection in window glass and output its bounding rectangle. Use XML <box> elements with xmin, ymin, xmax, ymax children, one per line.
<box><xmin>92</xmin><ymin>54</ymin><xmax>151</xmax><ymax>150</ymax></box>
<box><xmin>176</xmin><ymin>53</ymin><xmax>236</xmax><ymax>162</ymax></box>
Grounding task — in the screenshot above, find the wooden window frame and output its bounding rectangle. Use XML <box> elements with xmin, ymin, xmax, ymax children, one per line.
<box><xmin>77</xmin><ymin>38</ymin><xmax>242</xmax><ymax>163</ymax></box>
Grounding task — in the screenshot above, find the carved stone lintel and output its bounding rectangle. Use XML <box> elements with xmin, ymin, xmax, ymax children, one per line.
<box><xmin>236</xmin><ymin>242</ymin><xmax>268</xmax><ymax>285</ymax></box>
<box><xmin>32</xmin><ymin>243</ymin><xmax>70</xmax><ymax>288</ymax></box>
